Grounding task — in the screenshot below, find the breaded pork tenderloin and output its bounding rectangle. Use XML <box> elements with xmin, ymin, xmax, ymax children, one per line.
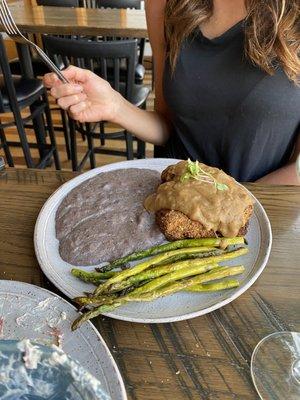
<box><xmin>144</xmin><ymin>160</ymin><xmax>254</xmax><ymax>240</ymax></box>
<box><xmin>156</xmin><ymin>206</ymin><xmax>252</xmax><ymax>241</ymax></box>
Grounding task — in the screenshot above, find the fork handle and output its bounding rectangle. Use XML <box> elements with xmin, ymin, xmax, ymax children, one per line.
<box><xmin>35</xmin><ymin>46</ymin><xmax>69</xmax><ymax>84</ymax></box>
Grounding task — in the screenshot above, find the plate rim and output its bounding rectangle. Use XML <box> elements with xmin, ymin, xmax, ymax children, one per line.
<box><xmin>0</xmin><ymin>279</ymin><xmax>127</xmax><ymax>400</ymax></box>
<box><xmin>34</xmin><ymin>158</ymin><xmax>272</xmax><ymax>324</ymax></box>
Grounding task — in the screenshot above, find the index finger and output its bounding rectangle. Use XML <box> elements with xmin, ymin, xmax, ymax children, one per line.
<box><xmin>57</xmin><ymin>65</ymin><xmax>92</xmax><ymax>84</ymax></box>
<box><xmin>43</xmin><ymin>65</ymin><xmax>91</xmax><ymax>89</ymax></box>
<box><xmin>43</xmin><ymin>72</ymin><xmax>61</xmax><ymax>89</ymax></box>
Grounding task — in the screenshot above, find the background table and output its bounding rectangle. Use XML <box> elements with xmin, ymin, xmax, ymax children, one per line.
<box><xmin>1</xmin><ymin>0</ymin><xmax>147</xmax><ymax>38</ymax></box>
<box><xmin>0</xmin><ymin>167</ymin><xmax>299</xmax><ymax>400</ymax></box>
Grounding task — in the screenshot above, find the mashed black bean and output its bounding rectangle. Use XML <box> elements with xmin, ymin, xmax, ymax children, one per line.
<box><xmin>56</xmin><ymin>169</ymin><xmax>164</xmax><ymax>266</ymax></box>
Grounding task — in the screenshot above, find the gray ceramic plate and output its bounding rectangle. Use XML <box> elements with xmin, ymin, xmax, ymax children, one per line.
<box><xmin>34</xmin><ymin>158</ymin><xmax>272</xmax><ymax>323</ymax></box>
<box><xmin>0</xmin><ymin>281</ymin><xmax>126</xmax><ymax>399</ymax></box>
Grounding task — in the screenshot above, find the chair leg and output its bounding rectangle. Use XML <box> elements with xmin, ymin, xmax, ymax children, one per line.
<box><xmin>137</xmin><ymin>139</ymin><xmax>146</xmax><ymax>159</ymax></box>
<box><xmin>61</xmin><ymin>109</ymin><xmax>71</xmax><ymax>160</ymax></box>
<box><xmin>100</xmin><ymin>121</ymin><xmax>105</xmax><ymax>146</ymax></box>
<box><xmin>78</xmin><ymin>122</ymin><xmax>86</xmax><ymax>141</ymax></box>
<box><xmin>43</xmin><ymin>92</ymin><xmax>61</xmax><ymax>170</ymax></box>
<box><xmin>30</xmin><ymin>100</ymin><xmax>48</xmax><ymax>161</ymax></box>
<box><xmin>125</xmin><ymin>131</ymin><xmax>134</xmax><ymax>160</ymax></box>
<box><xmin>85</xmin><ymin>123</ymin><xmax>96</xmax><ymax>169</ymax></box>
<box><xmin>137</xmin><ymin>101</ymin><xmax>146</xmax><ymax>159</ymax></box>
<box><xmin>0</xmin><ymin>124</ymin><xmax>14</xmax><ymax>167</ymax></box>
<box><xmin>13</xmin><ymin>110</ymin><xmax>34</xmax><ymax>168</ymax></box>
<box><xmin>138</xmin><ymin>38</ymin><xmax>146</xmax><ymax>66</ymax></box>
<box><xmin>69</xmin><ymin>118</ymin><xmax>78</xmax><ymax>171</ymax></box>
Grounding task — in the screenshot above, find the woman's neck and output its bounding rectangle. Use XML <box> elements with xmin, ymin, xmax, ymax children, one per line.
<box><xmin>201</xmin><ymin>0</ymin><xmax>247</xmax><ymax>39</ymax></box>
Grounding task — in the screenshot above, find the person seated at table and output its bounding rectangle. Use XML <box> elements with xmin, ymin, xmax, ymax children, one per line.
<box><xmin>44</xmin><ymin>0</ymin><xmax>300</xmax><ymax>184</ymax></box>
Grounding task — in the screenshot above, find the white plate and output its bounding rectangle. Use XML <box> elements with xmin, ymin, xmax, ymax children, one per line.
<box><xmin>34</xmin><ymin>158</ymin><xmax>272</xmax><ymax>323</ymax></box>
<box><xmin>0</xmin><ymin>280</ymin><xmax>127</xmax><ymax>400</ymax></box>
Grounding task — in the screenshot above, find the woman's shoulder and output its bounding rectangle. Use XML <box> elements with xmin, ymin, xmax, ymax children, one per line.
<box><xmin>145</xmin><ymin>0</ymin><xmax>166</xmax><ymax>48</ymax></box>
<box><xmin>145</xmin><ymin>0</ymin><xmax>166</xmax><ymax>29</ymax></box>
<box><xmin>145</xmin><ymin>0</ymin><xmax>167</xmax><ymax>23</ymax></box>
<box><xmin>145</xmin><ymin>0</ymin><xmax>169</xmax><ymax>116</ymax></box>
<box><xmin>145</xmin><ymin>0</ymin><xmax>167</xmax><ymax>13</ymax></box>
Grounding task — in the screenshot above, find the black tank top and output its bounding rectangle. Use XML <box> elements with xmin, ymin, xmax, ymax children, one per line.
<box><xmin>162</xmin><ymin>21</ymin><xmax>300</xmax><ymax>181</ymax></box>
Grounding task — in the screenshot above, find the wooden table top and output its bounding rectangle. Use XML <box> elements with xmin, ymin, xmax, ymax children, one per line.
<box><xmin>1</xmin><ymin>0</ymin><xmax>147</xmax><ymax>38</ymax></box>
<box><xmin>0</xmin><ymin>167</ymin><xmax>299</xmax><ymax>400</ymax></box>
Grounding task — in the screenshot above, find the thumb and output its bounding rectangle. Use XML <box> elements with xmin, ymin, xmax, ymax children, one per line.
<box><xmin>61</xmin><ymin>65</ymin><xmax>92</xmax><ymax>84</ymax></box>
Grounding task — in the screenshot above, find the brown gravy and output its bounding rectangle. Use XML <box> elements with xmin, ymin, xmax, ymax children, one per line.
<box><xmin>56</xmin><ymin>168</ymin><xmax>164</xmax><ymax>266</ymax></box>
<box><xmin>144</xmin><ymin>161</ymin><xmax>254</xmax><ymax>237</ymax></box>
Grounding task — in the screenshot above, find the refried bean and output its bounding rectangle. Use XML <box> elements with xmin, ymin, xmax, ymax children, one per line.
<box><xmin>56</xmin><ymin>168</ymin><xmax>164</xmax><ymax>266</ymax></box>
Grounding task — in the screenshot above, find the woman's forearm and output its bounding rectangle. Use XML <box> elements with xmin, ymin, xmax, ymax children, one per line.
<box><xmin>113</xmin><ymin>94</ymin><xmax>171</xmax><ymax>146</ymax></box>
<box><xmin>45</xmin><ymin>67</ymin><xmax>171</xmax><ymax>146</ymax></box>
<box><xmin>256</xmin><ymin>162</ymin><xmax>300</xmax><ymax>185</ymax></box>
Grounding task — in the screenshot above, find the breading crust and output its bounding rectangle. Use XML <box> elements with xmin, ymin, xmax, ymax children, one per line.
<box><xmin>156</xmin><ymin>205</ymin><xmax>253</xmax><ymax>241</ymax></box>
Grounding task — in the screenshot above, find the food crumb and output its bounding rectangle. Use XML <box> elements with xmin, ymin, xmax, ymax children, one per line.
<box><xmin>195</xmin><ymin>343</ymin><xmax>199</xmax><ymax>348</ymax></box>
<box><xmin>206</xmin><ymin>352</ymin><xmax>211</xmax><ymax>357</ymax></box>
<box><xmin>49</xmin><ymin>327</ymin><xmax>63</xmax><ymax>348</ymax></box>
<box><xmin>149</xmin><ymin>361</ymin><xmax>152</xmax><ymax>365</ymax></box>
<box><xmin>175</xmin><ymin>370</ymin><xmax>180</xmax><ymax>375</ymax></box>
<box><xmin>60</xmin><ymin>311</ymin><xmax>67</xmax><ymax>320</ymax></box>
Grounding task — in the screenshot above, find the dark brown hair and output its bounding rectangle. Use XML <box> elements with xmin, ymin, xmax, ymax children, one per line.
<box><xmin>165</xmin><ymin>0</ymin><xmax>300</xmax><ymax>83</ymax></box>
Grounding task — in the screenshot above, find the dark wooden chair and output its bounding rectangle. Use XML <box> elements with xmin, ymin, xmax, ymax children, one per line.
<box><xmin>9</xmin><ymin>0</ymin><xmax>81</xmax><ymax>161</ymax></box>
<box><xmin>10</xmin><ymin>0</ymin><xmax>80</xmax><ymax>76</ymax></box>
<box><xmin>0</xmin><ymin>35</ymin><xmax>60</xmax><ymax>169</ymax></box>
<box><xmin>37</xmin><ymin>0</ymin><xmax>79</xmax><ymax>5</ymax></box>
<box><xmin>43</xmin><ymin>35</ymin><xmax>149</xmax><ymax>171</ymax></box>
<box><xmin>96</xmin><ymin>0</ymin><xmax>141</xmax><ymax>7</ymax></box>
<box><xmin>88</xmin><ymin>0</ymin><xmax>146</xmax><ymax>84</ymax></box>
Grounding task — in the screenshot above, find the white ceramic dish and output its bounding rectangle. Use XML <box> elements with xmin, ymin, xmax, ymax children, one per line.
<box><xmin>34</xmin><ymin>158</ymin><xmax>272</xmax><ymax>323</ymax></box>
<box><xmin>0</xmin><ymin>280</ymin><xmax>127</xmax><ymax>399</ymax></box>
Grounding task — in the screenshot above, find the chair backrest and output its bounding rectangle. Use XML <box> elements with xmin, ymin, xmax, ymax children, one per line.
<box><xmin>93</xmin><ymin>0</ymin><xmax>144</xmax><ymax>65</ymax></box>
<box><xmin>42</xmin><ymin>35</ymin><xmax>137</xmax><ymax>102</ymax></box>
<box><xmin>0</xmin><ymin>34</ymin><xmax>19</xmax><ymax>114</ymax></box>
<box><xmin>95</xmin><ymin>0</ymin><xmax>141</xmax><ymax>9</ymax></box>
<box><xmin>37</xmin><ymin>0</ymin><xmax>79</xmax><ymax>7</ymax></box>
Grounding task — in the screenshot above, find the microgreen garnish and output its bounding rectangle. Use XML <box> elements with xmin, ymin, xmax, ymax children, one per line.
<box><xmin>180</xmin><ymin>159</ymin><xmax>228</xmax><ymax>191</ymax></box>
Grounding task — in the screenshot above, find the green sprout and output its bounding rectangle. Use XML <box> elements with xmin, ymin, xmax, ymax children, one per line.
<box><xmin>180</xmin><ymin>159</ymin><xmax>228</xmax><ymax>191</ymax></box>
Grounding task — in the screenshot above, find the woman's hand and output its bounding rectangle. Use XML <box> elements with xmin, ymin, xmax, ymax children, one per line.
<box><xmin>43</xmin><ymin>66</ymin><xmax>122</xmax><ymax>123</ymax></box>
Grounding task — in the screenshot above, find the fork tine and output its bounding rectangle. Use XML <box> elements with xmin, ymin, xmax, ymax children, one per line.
<box><xmin>0</xmin><ymin>0</ymin><xmax>69</xmax><ymax>83</ymax></box>
<box><xmin>2</xmin><ymin>0</ymin><xmax>24</xmax><ymax>38</ymax></box>
<box><xmin>0</xmin><ymin>2</ymin><xmax>16</xmax><ymax>35</ymax></box>
<box><xmin>0</xmin><ymin>4</ymin><xmax>12</xmax><ymax>34</ymax></box>
<box><xmin>1</xmin><ymin>0</ymin><xmax>20</xmax><ymax>35</ymax></box>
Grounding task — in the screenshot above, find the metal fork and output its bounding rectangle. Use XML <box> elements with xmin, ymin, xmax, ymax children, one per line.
<box><xmin>0</xmin><ymin>0</ymin><xmax>69</xmax><ymax>83</ymax></box>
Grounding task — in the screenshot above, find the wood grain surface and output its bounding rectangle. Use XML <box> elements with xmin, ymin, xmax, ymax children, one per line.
<box><xmin>1</xmin><ymin>0</ymin><xmax>147</xmax><ymax>38</ymax></box>
<box><xmin>0</xmin><ymin>168</ymin><xmax>299</xmax><ymax>400</ymax></box>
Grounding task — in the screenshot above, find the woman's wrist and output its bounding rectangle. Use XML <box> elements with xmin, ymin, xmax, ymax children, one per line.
<box><xmin>109</xmin><ymin>90</ymin><xmax>170</xmax><ymax>145</ymax></box>
<box><xmin>110</xmin><ymin>91</ymin><xmax>130</xmax><ymax>125</ymax></box>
